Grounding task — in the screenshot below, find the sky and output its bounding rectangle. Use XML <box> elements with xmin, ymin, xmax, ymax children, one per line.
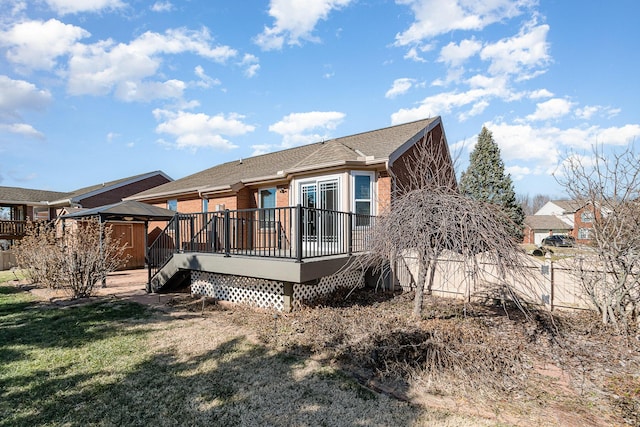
<box><xmin>0</xmin><ymin>0</ymin><xmax>639</xmax><ymax>199</ymax></box>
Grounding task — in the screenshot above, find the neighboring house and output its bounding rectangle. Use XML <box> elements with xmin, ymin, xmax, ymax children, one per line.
<box><xmin>0</xmin><ymin>171</ymin><xmax>172</xmax><ymax>269</ymax></box>
<box><xmin>524</xmin><ymin>199</ymin><xmax>599</xmax><ymax>245</ymax></box>
<box><xmin>522</xmin><ymin>215</ymin><xmax>572</xmax><ymax>245</ymax></box>
<box><xmin>127</xmin><ymin>117</ymin><xmax>456</xmax><ymax>310</ymax></box>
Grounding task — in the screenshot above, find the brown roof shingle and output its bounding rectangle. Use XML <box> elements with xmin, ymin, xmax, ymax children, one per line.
<box><xmin>130</xmin><ymin>117</ymin><xmax>438</xmax><ymax>200</ymax></box>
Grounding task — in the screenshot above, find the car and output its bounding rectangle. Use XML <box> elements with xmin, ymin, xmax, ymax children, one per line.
<box><xmin>541</xmin><ymin>235</ymin><xmax>575</xmax><ymax>247</ymax></box>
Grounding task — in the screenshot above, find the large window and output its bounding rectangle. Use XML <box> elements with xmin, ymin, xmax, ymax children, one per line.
<box><xmin>33</xmin><ymin>207</ymin><xmax>50</xmax><ymax>220</ymax></box>
<box><xmin>578</xmin><ymin>228</ymin><xmax>591</xmax><ymax>239</ymax></box>
<box><xmin>580</xmin><ymin>211</ymin><xmax>594</xmax><ymax>223</ymax></box>
<box><xmin>353</xmin><ymin>172</ymin><xmax>373</xmax><ymax>226</ymax></box>
<box><xmin>259</xmin><ymin>188</ymin><xmax>276</xmax><ymax>227</ymax></box>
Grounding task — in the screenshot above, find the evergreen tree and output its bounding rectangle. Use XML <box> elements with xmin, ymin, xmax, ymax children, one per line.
<box><xmin>459</xmin><ymin>126</ymin><xmax>525</xmax><ymax>239</ymax></box>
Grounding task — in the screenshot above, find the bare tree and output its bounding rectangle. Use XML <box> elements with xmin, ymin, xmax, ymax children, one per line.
<box><xmin>15</xmin><ymin>218</ymin><xmax>130</xmax><ymax>298</ymax></box>
<box><xmin>557</xmin><ymin>144</ymin><xmax>640</xmax><ymax>331</ymax></box>
<box><xmin>350</xmin><ymin>135</ymin><xmax>535</xmax><ymax>317</ymax></box>
<box><xmin>518</xmin><ymin>194</ymin><xmax>552</xmax><ymax>215</ymax></box>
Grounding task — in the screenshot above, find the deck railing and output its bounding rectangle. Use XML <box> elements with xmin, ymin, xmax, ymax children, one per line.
<box><xmin>147</xmin><ymin>205</ymin><xmax>375</xmax><ymax>279</ymax></box>
<box><xmin>0</xmin><ymin>220</ymin><xmax>27</xmax><ymax>239</ymax></box>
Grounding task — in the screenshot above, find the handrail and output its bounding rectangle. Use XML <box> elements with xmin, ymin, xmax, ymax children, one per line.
<box><xmin>147</xmin><ymin>206</ymin><xmax>376</xmax><ymax>282</ymax></box>
<box><xmin>0</xmin><ymin>220</ymin><xmax>28</xmax><ymax>238</ymax></box>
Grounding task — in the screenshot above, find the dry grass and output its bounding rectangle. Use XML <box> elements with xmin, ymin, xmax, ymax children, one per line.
<box><xmin>5</xmin><ymin>276</ymin><xmax>639</xmax><ymax>426</ymax></box>
<box><xmin>170</xmin><ymin>288</ymin><xmax>640</xmax><ymax>426</ymax></box>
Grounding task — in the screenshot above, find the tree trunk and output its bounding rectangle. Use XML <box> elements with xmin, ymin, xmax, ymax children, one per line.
<box><xmin>413</xmin><ymin>255</ymin><xmax>429</xmax><ymax>317</ymax></box>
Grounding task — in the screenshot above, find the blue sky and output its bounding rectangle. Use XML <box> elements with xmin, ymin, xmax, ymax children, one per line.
<box><xmin>0</xmin><ymin>0</ymin><xmax>638</xmax><ymax>198</ymax></box>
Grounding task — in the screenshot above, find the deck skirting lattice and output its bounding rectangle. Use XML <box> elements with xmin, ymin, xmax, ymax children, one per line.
<box><xmin>189</xmin><ymin>269</ymin><xmax>364</xmax><ymax>311</ymax></box>
<box><xmin>293</xmin><ymin>271</ymin><xmax>364</xmax><ymax>305</ymax></box>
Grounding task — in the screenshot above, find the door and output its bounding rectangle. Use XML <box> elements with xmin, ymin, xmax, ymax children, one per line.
<box><xmin>300</xmin><ymin>178</ymin><xmax>340</xmax><ymax>247</ymax></box>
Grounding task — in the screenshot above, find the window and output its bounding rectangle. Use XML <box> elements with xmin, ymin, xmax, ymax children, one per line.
<box><xmin>578</xmin><ymin>228</ymin><xmax>591</xmax><ymax>239</ymax></box>
<box><xmin>353</xmin><ymin>172</ymin><xmax>373</xmax><ymax>226</ymax></box>
<box><xmin>167</xmin><ymin>199</ymin><xmax>178</xmax><ymax>230</ymax></box>
<box><xmin>33</xmin><ymin>207</ymin><xmax>50</xmax><ymax>220</ymax></box>
<box><xmin>202</xmin><ymin>199</ymin><xmax>208</xmax><ymax>213</ymax></box>
<box><xmin>580</xmin><ymin>211</ymin><xmax>594</xmax><ymax>223</ymax></box>
<box><xmin>259</xmin><ymin>188</ymin><xmax>276</xmax><ymax>227</ymax></box>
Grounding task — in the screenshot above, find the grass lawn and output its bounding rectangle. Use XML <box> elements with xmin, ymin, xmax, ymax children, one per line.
<box><xmin>0</xmin><ymin>285</ymin><xmax>482</xmax><ymax>427</ymax></box>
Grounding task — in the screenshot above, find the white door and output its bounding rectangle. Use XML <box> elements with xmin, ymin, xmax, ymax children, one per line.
<box><xmin>300</xmin><ymin>178</ymin><xmax>339</xmax><ymax>246</ymax></box>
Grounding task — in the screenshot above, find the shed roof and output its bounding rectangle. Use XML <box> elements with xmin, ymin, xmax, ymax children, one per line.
<box><xmin>128</xmin><ymin>117</ymin><xmax>438</xmax><ymax>201</ymax></box>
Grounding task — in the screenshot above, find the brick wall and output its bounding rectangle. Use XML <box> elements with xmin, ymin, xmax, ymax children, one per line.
<box><xmin>573</xmin><ymin>205</ymin><xmax>596</xmax><ymax>243</ymax></box>
<box><xmin>377</xmin><ymin>172</ymin><xmax>391</xmax><ymax>214</ymax></box>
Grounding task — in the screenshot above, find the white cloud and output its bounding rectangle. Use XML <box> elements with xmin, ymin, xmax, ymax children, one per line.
<box><xmin>254</xmin><ymin>0</ymin><xmax>353</xmax><ymax>50</ymax></box>
<box><xmin>269</xmin><ymin>111</ymin><xmax>344</xmax><ymax>135</ymax></box>
<box><xmin>0</xmin><ymin>19</ymin><xmax>89</xmax><ymax>71</ymax></box>
<box><xmin>151</xmin><ymin>1</ymin><xmax>172</xmax><ymax>12</ymax></box>
<box><xmin>106</xmin><ymin>132</ymin><xmax>120</xmax><ymax>142</ymax></box>
<box><xmin>481</xmin><ymin>121</ymin><xmax>640</xmax><ymax>181</ymax></box>
<box><xmin>480</xmin><ymin>22</ymin><xmax>550</xmax><ymax>78</ymax></box>
<box><xmin>0</xmin><ymin>75</ymin><xmax>52</xmax><ymax>115</ymax></box>
<box><xmin>44</xmin><ymin>0</ymin><xmax>126</xmax><ymax>15</ymax></box>
<box><xmin>525</xmin><ymin>98</ymin><xmax>574</xmax><ymax>122</ymax></box>
<box><xmin>257</xmin><ymin>111</ymin><xmax>345</xmax><ymax>153</ymax></box>
<box><xmin>194</xmin><ymin>65</ymin><xmax>221</xmax><ymax>88</ymax></box>
<box><xmin>437</xmin><ymin>38</ymin><xmax>482</xmax><ymax>67</ymax></box>
<box><xmin>394</xmin><ymin>0</ymin><xmax>533</xmax><ymax>46</ymax></box>
<box><xmin>240</xmin><ymin>54</ymin><xmax>260</xmax><ymax>78</ymax></box>
<box><xmin>67</xmin><ymin>28</ymin><xmax>237</xmax><ymax>100</ymax></box>
<box><xmin>391</xmin><ymin>87</ymin><xmax>503</xmax><ymax>124</ymax></box>
<box><xmin>115</xmin><ymin>79</ymin><xmax>186</xmax><ymax>102</ymax></box>
<box><xmin>505</xmin><ymin>164</ymin><xmax>531</xmax><ymax>181</ymax></box>
<box><xmin>575</xmin><ymin>105</ymin><xmax>599</xmax><ymax>120</ymax></box>
<box><xmin>153</xmin><ymin>109</ymin><xmax>254</xmax><ymax>150</ymax></box>
<box><xmin>0</xmin><ymin>123</ymin><xmax>44</xmax><ymax>139</ymax></box>
<box><xmin>385</xmin><ymin>78</ymin><xmax>415</xmax><ymax>98</ymax></box>
<box><xmin>529</xmin><ymin>88</ymin><xmax>553</xmax><ymax>99</ymax></box>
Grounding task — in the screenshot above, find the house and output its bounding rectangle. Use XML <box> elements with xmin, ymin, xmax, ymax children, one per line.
<box><xmin>127</xmin><ymin>117</ymin><xmax>456</xmax><ymax>310</ymax></box>
<box><xmin>523</xmin><ymin>200</ymin><xmax>598</xmax><ymax>245</ymax></box>
<box><xmin>0</xmin><ymin>171</ymin><xmax>172</xmax><ymax>269</ymax></box>
<box><xmin>522</xmin><ymin>215</ymin><xmax>572</xmax><ymax>245</ymax></box>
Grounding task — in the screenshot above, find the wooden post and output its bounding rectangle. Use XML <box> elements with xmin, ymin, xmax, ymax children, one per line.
<box><xmin>283</xmin><ymin>282</ymin><xmax>294</xmax><ymax>312</ymax></box>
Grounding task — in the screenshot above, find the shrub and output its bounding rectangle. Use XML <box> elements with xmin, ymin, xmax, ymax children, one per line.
<box><xmin>15</xmin><ymin>218</ymin><xmax>130</xmax><ymax>298</ymax></box>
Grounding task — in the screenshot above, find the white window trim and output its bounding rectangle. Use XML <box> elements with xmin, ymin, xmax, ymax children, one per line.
<box><xmin>258</xmin><ymin>187</ymin><xmax>277</xmax><ymax>229</ymax></box>
<box><xmin>295</xmin><ymin>173</ymin><xmax>343</xmax><ymax>211</ymax></box>
<box><xmin>351</xmin><ymin>171</ymin><xmax>375</xmax><ymax>217</ymax></box>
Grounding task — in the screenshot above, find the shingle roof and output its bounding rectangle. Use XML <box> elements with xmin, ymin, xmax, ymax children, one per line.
<box><xmin>0</xmin><ymin>171</ymin><xmax>170</xmax><ymax>205</ymax></box>
<box><xmin>550</xmin><ymin>200</ymin><xmax>585</xmax><ymax>213</ymax></box>
<box><xmin>64</xmin><ymin>170</ymin><xmax>169</xmax><ymax>200</ymax></box>
<box><xmin>130</xmin><ymin>117</ymin><xmax>438</xmax><ymax>200</ymax></box>
<box><xmin>525</xmin><ymin>215</ymin><xmax>572</xmax><ymax>230</ymax></box>
<box><xmin>0</xmin><ymin>186</ymin><xmax>71</xmax><ymax>204</ymax></box>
